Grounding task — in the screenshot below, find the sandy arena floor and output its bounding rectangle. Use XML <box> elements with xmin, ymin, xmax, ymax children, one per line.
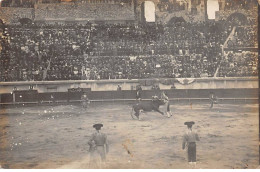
<box><xmin>0</xmin><ymin>102</ymin><xmax>259</xmax><ymax>169</ymax></box>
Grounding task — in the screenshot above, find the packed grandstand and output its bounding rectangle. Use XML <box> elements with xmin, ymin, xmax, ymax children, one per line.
<box><xmin>0</xmin><ymin>0</ymin><xmax>258</xmax><ymax>82</ymax></box>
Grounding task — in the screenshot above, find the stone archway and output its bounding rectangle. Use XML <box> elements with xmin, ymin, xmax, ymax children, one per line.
<box><xmin>226</xmin><ymin>12</ymin><xmax>248</xmax><ymax>24</ymax></box>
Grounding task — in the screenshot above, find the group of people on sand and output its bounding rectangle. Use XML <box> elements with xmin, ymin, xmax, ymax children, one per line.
<box><xmin>87</xmin><ymin>121</ymin><xmax>199</xmax><ymax>168</ymax></box>
<box><xmin>81</xmin><ymin>85</ymin><xmax>218</xmax><ymax>110</ymax></box>
<box><xmin>137</xmin><ymin>86</ymin><xmax>219</xmax><ymax>110</ymax></box>
<box><xmin>82</xmin><ymin>87</ymin><xmax>222</xmax><ymax>168</ymax></box>
<box><xmin>85</xmin><ymin>89</ymin><xmax>202</xmax><ymax>168</ymax></box>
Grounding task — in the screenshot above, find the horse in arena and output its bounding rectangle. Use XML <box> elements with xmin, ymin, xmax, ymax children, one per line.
<box><xmin>131</xmin><ymin>93</ymin><xmax>168</xmax><ymax>120</ymax></box>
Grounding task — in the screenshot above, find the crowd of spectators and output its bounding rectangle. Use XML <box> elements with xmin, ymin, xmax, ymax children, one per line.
<box><xmin>0</xmin><ymin>16</ymin><xmax>257</xmax><ymax>81</ymax></box>
<box><xmin>46</xmin><ymin>54</ymin><xmax>220</xmax><ymax>80</ymax></box>
<box><xmin>232</xmin><ymin>26</ymin><xmax>257</xmax><ymax>48</ymax></box>
<box><xmin>219</xmin><ymin>52</ymin><xmax>258</xmax><ymax>77</ymax></box>
<box><xmin>224</xmin><ymin>0</ymin><xmax>257</xmax><ymax>11</ymax></box>
<box><xmin>34</xmin><ymin>2</ymin><xmax>134</xmax><ymax>21</ymax></box>
<box><xmin>1</xmin><ymin>0</ymin><xmax>34</xmax><ymax>8</ymax></box>
<box><xmin>157</xmin><ymin>0</ymin><xmax>186</xmax><ymax>12</ymax></box>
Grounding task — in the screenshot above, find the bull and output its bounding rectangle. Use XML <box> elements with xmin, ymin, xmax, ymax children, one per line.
<box><xmin>131</xmin><ymin>97</ymin><xmax>166</xmax><ymax>120</ymax></box>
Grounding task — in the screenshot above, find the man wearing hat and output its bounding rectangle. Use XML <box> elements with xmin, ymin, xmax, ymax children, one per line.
<box><xmin>88</xmin><ymin>123</ymin><xmax>109</xmax><ymax>168</ymax></box>
<box><xmin>182</xmin><ymin>121</ymin><xmax>200</xmax><ymax>167</ymax></box>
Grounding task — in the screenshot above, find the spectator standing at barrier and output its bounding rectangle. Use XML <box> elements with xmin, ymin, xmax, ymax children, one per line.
<box><xmin>88</xmin><ymin>123</ymin><xmax>109</xmax><ymax>169</ymax></box>
<box><xmin>171</xmin><ymin>83</ymin><xmax>176</xmax><ymax>89</ymax></box>
<box><xmin>209</xmin><ymin>92</ymin><xmax>218</xmax><ymax>109</ymax></box>
<box><xmin>50</xmin><ymin>94</ymin><xmax>55</xmax><ymax>104</ymax></box>
<box><xmin>117</xmin><ymin>85</ymin><xmax>122</xmax><ymax>91</ymax></box>
<box><xmin>81</xmin><ymin>92</ymin><xmax>90</xmax><ymax>109</ymax></box>
<box><xmin>182</xmin><ymin>121</ymin><xmax>200</xmax><ymax>168</ymax></box>
<box><xmin>136</xmin><ymin>85</ymin><xmax>142</xmax><ymax>102</ymax></box>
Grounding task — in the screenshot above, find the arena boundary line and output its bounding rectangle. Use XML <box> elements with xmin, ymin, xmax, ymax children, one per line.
<box><xmin>0</xmin><ymin>98</ymin><xmax>258</xmax><ymax>105</ymax></box>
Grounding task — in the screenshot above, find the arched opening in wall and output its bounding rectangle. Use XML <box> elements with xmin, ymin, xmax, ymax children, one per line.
<box><xmin>226</xmin><ymin>12</ymin><xmax>248</xmax><ymax>25</ymax></box>
<box><xmin>141</xmin><ymin>1</ymin><xmax>155</xmax><ymax>23</ymax></box>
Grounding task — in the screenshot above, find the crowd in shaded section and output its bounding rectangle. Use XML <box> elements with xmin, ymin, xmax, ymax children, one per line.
<box><xmin>157</xmin><ymin>0</ymin><xmax>186</xmax><ymax>12</ymax></box>
<box><xmin>0</xmin><ymin>0</ymin><xmax>135</xmax><ymax>24</ymax></box>
<box><xmin>231</xmin><ymin>26</ymin><xmax>257</xmax><ymax>48</ymax></box>
<box><xmin>1</xmin><ymin>0</ymin><xmax>34</xmax><ymax>8</ymax></box>
<box><xmin>224</xmin><ymin>0</ymin><xmax>257</xmax><ymax>11</ymax></box>
<box><xmin>219</xmin><ymin>51</ymin><xmax>258</xmax><ymax>77</ymax></box>
<box><xmin>34</xmin><ymin>2</ymin><xmax>134</xmax><ymax>21</ymax></box>
<box><xmin>0</xmin><ymin>19</ymin><xmax>258</xmax><ymax>81</ymax></box>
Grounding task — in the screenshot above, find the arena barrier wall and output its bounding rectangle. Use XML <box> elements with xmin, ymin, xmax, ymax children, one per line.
<box><xmin>0</xmin><ymin>77</ymin><xmax>258</xmax><ymax>94</ymax></box>
<box><xmin>0</xmin><ymin>7</ymin><xmax>33</xmax><ymax>24</ymax></box>
<box><xmin>0</xmin><ymin>88</ymin><xmax>258</xmax><ymax>105</ymax></box>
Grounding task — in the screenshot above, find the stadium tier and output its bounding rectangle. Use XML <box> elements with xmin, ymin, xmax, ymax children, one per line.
<box><xmin>34</xmin><ymin>3</ymin><xmax>135</xmax><ymax>22</ymax></box>
<box><xmin>0</xmin><ymin>0</ymin><xmax>258</xmax><ymax>82</ymax></box>
<box><xmin>0</xmin><ymin>20</ymin><xmax>258</xmax><ymax>82</ymax></box>
<box><xmin>0</xmin><ymin>7</ymin><xmax>34</xmax><ymax>24</ymax></box>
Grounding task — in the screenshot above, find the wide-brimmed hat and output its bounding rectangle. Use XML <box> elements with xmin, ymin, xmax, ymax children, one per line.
<box><xmin>93</xmin><ymin>123</ymin><xmax>103</xmax><ymax>130</ymax></box>
<box><xmin>184</xmin><ymin>121</ymin><xmax>195</xmax><ymax>127</ymax></box>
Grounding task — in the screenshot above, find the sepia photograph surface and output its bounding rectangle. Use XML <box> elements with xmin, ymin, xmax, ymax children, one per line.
<box><xmin>0</xmin><ymin>0</ymin><xmax>259</xmax><ymax>169</ymax></box>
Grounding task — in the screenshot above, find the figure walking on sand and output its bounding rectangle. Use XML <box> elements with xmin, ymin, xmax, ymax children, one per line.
<box><xmin>81</xmin><ymin>92</ymin><xmax>90</xmax><ymax>109</ymax></box>
<box><xmin>182</xmin><ymin>121</ymin><xmax>200</xmax><ymax>168</ymax></box>
<box><xmin>161</xmin><ymin>92</ymin><xmax>172</xmax><ymax>118</ymax></box>
<box><xmin>209</xmin><ymin>92</ymin><xmax>218</xmax><ymax>109</ymax></box>
<box><xmin>136</xmin><ymin>85</ymin><xmax>142</xmax><ymax>102</ymax></box>
<box><xmin>88</xmin><ymin>123</ymin><xmax>109</xmax><ymax>168</ymax></box>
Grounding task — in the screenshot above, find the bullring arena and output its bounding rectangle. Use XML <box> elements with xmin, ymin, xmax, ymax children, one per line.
<box><xmin>0</xmin><ymin>0</ymin><xmax>259</xmax><ymax>169</ymax></box>
<box><xmin>0</xmin><ymin>78</ymin><xmax>259</xmax><ymax>169</ymax></box>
